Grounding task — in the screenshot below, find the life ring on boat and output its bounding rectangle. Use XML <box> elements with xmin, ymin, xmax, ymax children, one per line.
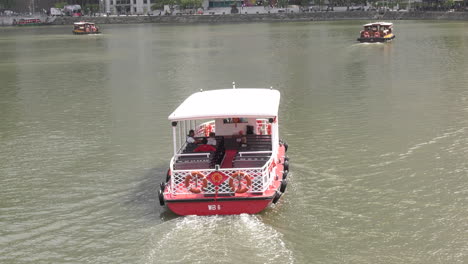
<box><xmin>184</xmin><ymin>171</ymin><xmax>208</xmax><ymax>193</ymax></box>
<box><xmin>363</xmin><ymin>31</ymin><xmax>370</xmax><ymax>38</ymax></box>
<box><xmin>205</xmin><ymin>124</ymin><xmax>212</xmax><ymax>137</ymax></box>
<box><xmin>229</xmin><ymin>171</ymin><xmax>252</xmax><ymax>193</ymax></box>
<box><xmin>374</xmin><ymin>32</ymin><xmax>380</xmax><ymax>38</ymax></box>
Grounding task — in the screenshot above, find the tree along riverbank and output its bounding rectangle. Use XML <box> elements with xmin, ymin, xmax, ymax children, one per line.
<box><xmin>2</xmin><ymin>11</ymin><xmax>468</xmax><ymax>26</ymax></box>
<box><xmin>49</xmin><ymin>11</ymin><xmax>468</xmax><ymax>25</ymax></box>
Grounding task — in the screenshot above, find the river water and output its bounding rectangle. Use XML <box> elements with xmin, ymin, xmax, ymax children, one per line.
<box><xmin>0</xmin><ymin>21</ymin><xmax>467</xmax><ymax>263</ymax></box>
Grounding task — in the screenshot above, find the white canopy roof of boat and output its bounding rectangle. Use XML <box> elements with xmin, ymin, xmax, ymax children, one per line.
<box><xmin>74</xmin><ymin>21</ymin><xmax>95</xmax><ymax>25</ymax></box>
<box><xmin>168</xmin><ymin>88</ymin><xmax>280</xmax><ymax>121</ymax></box>
<box><xmin>363</xmin><ymin>22</ymin><xmax>393</xmax><ymax>27</ymax></box>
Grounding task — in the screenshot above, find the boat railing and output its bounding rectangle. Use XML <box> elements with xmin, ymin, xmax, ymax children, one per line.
<box><xmin>168</xmin><ymin>156</ymin><xmax>275</xmax><ymax>195</ymax></box>
<box><xmin>238</xmin><ymin>150</ymin><xmax>272</xmax><ymax>157</ymax></box>
<box><xmin>175</xmin><ymin>153</ymin><xmax>211</xmax><ymax>158</ymax></box>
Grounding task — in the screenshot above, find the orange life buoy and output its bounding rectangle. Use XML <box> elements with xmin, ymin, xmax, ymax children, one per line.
<box><xmin>374</xmin><ymin>32</ymin><xmax>380</xmax><ymax>38</ymax></box>
<box><xmin>363</xmin><ymin>31</ymin><xmax>370</xmax><ymax>38</ymax></box>
<box><xmin>184</xmin><ymin>171</ymin><xmax>208</xmax><ymax>193</ymax></box>
<box><xmin>229</xmin><ymin>171</ymin><xmax>252</xmax><ymax>193</ymax></box>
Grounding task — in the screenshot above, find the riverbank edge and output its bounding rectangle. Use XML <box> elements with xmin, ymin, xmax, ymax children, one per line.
<box><xmin>2</xmin><ymin>11</ymin><xmax>468</xmax><ymax>26</ymax></box>
<box><xmin>49</xmin><ymin>11</ymin><xmax>468</xmax><ymax>25</ymax></box>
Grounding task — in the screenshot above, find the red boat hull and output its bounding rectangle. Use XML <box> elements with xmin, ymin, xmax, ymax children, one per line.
<box><xmin>166</xmin><ymin>196</ymin><xmax>274</xmax><ymax>216</ymax></box>
<box><xmin>162</xmin><ymin>144</ymin><xmax>287</xmax><ymax>216</ymax></box>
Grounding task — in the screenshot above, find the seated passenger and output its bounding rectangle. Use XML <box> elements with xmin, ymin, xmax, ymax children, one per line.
<box><xmin>186</xmin><ymin>129</ymin><xmax>200</xmax><ymax>144</ymax></box>
<box><xmin>207</xmin><ymin>132</ymin><xmax>217</xmax><ymax>146</ymax></box>
<box><xmin>235</xmin><ymin>130</ymin><xmax>247</xmax><ymax>147</ymax></box>
<box><xmin>194</xmin><ymin>138</ymin><xmax>217</xmax><ymax>152</ymax></box>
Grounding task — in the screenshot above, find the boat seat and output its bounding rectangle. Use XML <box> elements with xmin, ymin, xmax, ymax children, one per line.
<box><xmin>233</xmin><ymin>160</ymin><xmax>267</xmax><ymax>168</ymax></box>
<box><xmin>235</xmin><ymin>156</ymin><xmax>269</xmax><ymax>161</ymax></box>
<box><xmin>174</xmin><ymin>162</ymin><xmax>211</xmax><ymax>170</ymax></box>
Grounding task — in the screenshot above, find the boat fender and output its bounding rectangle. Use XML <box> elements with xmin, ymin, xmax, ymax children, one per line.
<box><xmin>184</xmin><ymin>171</ymin><xmax>208</xmax><ymax>193</ymax></box>
<box><xmin>283</xmin><ymin>160</ymin><xmax>289</xmax><ymax>171</ymax></box>
<box><xmin>166</xmin><ymin>169</ymin><xmax>171</xmax><ymax>182</ymax></box>
<box><xmin>283</xmin><ymin>142</ymin><xmax>288</xmax><ymax>152</ymax></box>
<box><xmin>280</xmin><ymin>178</ymin><xmax>288</xmax><ymax>193</ymax></box>
<box><xmin>158</xmin><ymin>189</ymin><xmax>165</xmax><ymax>206</ymax></box>
<box><xmin>229</xmin><ymin>171</ymin><xmax>252</xmax><ymax>193</ymax></box>
<box><xmin>282</xmin><ymin>170</ymin><xmax>289</xmax><ymax>180</ymax></box>
<box><xmin>272</xmin><ymin>191</ymin><xmax>282</xmax><ymax>204</ymax></box>
<box><xmin>284</xmin><ymin>155</ymin><xmax>289</xmax><ymax>162</ymax></box>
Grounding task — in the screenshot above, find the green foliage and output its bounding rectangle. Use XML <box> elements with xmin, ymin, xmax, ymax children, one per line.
<box><xmin>0</xmin><ymin>0</ymin><xmax>15</xmax><ymax>9</ymax></box>
<box><xmin>277</xmin><ymin>0</ymin><xmax>288</xmax><ymax>8</ymax></box>
<box><xmin>179</xmin><ymin>0</ymin><xmax>203</xmax><ymax>9</ymax></box>
<box><xmin>54</xmin><ymin>2</ymin><xmax>68</xmax><ymax>9</ymax></box>
<box><xmin>84</xmin><ymin>4</ymin><xmax>99</xmax><ymax>13</ymax></box>
<box><xmin>151</xmin><ymin>3</ymin><xmax>163</xmax><ymax>10</ymax></box>
<box><xmin>152</xmin><ymin>0</ymin><xmax>178</xmax><ymax>10</ymax></box>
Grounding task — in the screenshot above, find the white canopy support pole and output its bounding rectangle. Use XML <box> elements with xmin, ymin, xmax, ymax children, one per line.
<box><xmin>178</xmin><ymin>122</ymin><xmax>182</xmax><ymax>151</ymax></box>
<box><xmin>182</xmin><ymin>120</ymin><xmax>186</xmax><ymax>147</ymax></box>
<box><xmin>172</xmin><ymin>125</ymin><xmax>177</xmax><ymax>156</ymax></box>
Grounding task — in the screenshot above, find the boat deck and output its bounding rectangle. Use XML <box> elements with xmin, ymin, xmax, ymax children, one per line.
<box><xmin>173</xmin><ymin>134</ymin><xmax>273</xmax><ymax>171</ymax></box>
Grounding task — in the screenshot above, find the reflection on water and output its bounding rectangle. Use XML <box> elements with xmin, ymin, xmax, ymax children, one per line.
<box><xmin>0</xmin><ymin>21</ymin><xmax>467</xmax><ymax>263</ymax></box>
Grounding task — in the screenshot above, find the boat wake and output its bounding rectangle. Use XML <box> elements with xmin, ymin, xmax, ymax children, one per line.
<box><xmin>145</xmin><ymin>214</ymin><xmax>294</xmax><ymax>263</ymax></box>
<box><xmin>369</xmin><ymin>126</ymin><xmax>467</xmax><ymax>168</ymax></box>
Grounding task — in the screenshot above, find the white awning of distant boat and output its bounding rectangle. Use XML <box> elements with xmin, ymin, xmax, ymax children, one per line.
<box><xmin>74</xmin><ymin>21</ymin><xmax>95</xmax><ymax>25</ymax></box>
<box><xmin>363</xmin><ymin>22</ymin><xmax>393</xmax><ymax>27</ymax></box>
<box><xmin>168</xmin><ymin>88</ymin><xmax>281</xmax><ymax>121</ymax></box>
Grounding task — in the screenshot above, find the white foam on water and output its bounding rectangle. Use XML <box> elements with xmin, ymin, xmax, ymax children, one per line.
<box><xmin>145</xmin><ymin>214</ymin><xmax>294</xmax><ymax>264</ymax></box>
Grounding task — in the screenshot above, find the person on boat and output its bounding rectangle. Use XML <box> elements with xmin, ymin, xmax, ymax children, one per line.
<box><xmin>207</xmin><ymin>132</ymin><xmax>217</xmax><ymax>146</ymax></box>
<box><xmin>234</xmin><ymin>130</ymin><xmax>247</xmax><ymax>147</ymax></box>
<box><xmin>187</xmin><ymin>129</ymin><xmax>197</xmax><ymax>144</ymax></box>
<box><xmin>194</xmin><ymin>138</ymin><xmax>216</xmax><ymax>152</ymax></box>
<box><xmin>382</xmin><ymin>27</ymin><xmax>389</xmax><ymax>36</ymax></box>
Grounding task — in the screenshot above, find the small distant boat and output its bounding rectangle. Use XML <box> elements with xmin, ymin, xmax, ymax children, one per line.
<box><xmin>73</xmin><ymin>22</ymin><xmax>101</xmax><ymax>35</ymax></box>
<box><xmin>159</xmin><ymin>85</ymin><xmax>289</xmax><ymax>216</ymax></box>
<box><xmin>357</xmin><ymin>22</ymin><xmax>395</xmax><ymax>43</ymax></box>
<box><xmin>13</xmin><ymin>18</ymin><xmax>43</xmax><ymax>26</ymax></box>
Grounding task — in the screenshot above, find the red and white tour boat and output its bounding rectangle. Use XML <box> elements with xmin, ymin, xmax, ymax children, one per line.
<box><xmin>357</xmin><ymin>22</ymin><xmax>395</xmax><ymax>43</ymax></box>
<box><xmin>159</xmin><ymin>86</ymin><xmax>289</xmax><ymax>216</ymax></box>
